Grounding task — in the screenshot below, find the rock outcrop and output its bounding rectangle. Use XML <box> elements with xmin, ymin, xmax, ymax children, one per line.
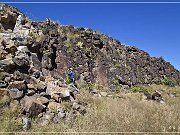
<box><xmin>0</xmin><ymin>4</ymin><xmax>180</xmax><ymax>122</ymax></box>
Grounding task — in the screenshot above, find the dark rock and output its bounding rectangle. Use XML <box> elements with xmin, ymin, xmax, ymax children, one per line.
<box><xmin>152</xmin><ymin>91</ymin><xmax>163</xmax><ymax>101</ymax></box>
<box><xmin>0</xmin><ymin>58</ymin><xmax>16</xmax><ymax>72</ymax></box>
<box><xmin>21</xmin><ymin>96</ymin><xmax>45</xmax><ymax>117</ymax></box>
<box><xmin>0</xmin><ymin>81</ymin><xmax>8</xmax><ymax>88</ymax></box>
<box><xmin>26</xmin><ymin>90</ymin><xmax>35</xmax><ymax>96</ymax></box>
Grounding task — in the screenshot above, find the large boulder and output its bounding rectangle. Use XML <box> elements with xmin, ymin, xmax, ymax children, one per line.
<box><xmin>46</xmin><ymin>80</ymin><xmax>70</xmax><ymax>98</ymax></box>
<box><xmin>21</xmin><ymin>96</ymin><xmax>46</xmax><ymax>117</ymax></box>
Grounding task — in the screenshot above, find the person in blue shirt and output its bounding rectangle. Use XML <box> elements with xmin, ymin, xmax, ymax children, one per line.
<box><xmin>67</xmin><ymin>68</ymin><xmax>76</xmax><ymax>84</ymax></box>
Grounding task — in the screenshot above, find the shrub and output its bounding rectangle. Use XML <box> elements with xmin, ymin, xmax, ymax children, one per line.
<box><xmin>0</xmin><ymin>96</ymin><xmax>11</xmax><ymax>108</ymax></box>
<box><xmin>76</xmin><ymin>41</ymin><xmax>83</xmax><ymax>48</ymax></box>
<box><xmin>130</xmin><ymin>86</ymin><xmax>148</xmax><ymax>93</ymax></box>
<box><xmin>64</xmin><ymin>40</ymin><xmax>72</xmax><ymax>48</ymax></box>
<box><xmin>0</xmin><ymin>104</ymin><xmax>22</xmax><ymax>132</ymax></box>
<box><xmin>161</xmin><ymin>76</ymin><xmax>176</xmax><ymax>87</ymax></box>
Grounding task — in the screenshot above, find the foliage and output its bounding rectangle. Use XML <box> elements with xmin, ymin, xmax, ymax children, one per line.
<box><xmin>64</xmin><ymin>40</ymin><xmax>72</xmax><ymax>48</ymax></box>
<box><xmin>64</xmin><ymin>76</ymin><xmax>71</xmax><ymax>84</ymax></box>
<box><xmin>67</xmin><ymin>33</ymin><xmax>79</xmax><ymax>40</ymax></box>
<box><xmin>112</xmin><ymin>79</ymin><xmax>119</xmax><ymax>86</ymax></box>
<box><xmin>130</xmin><ymin>86</ymin><xmax>149</xmax><ymax>93</ymax></box>
<box><xmin>0</xmin><ymin>96</ymin><xmax>11</xmax><ymax>108</ymax></box>
<box><xmin>0</xmin><ymin>104</ymin><xmax>22</xmax><ymax>132</ymax></box>
<box><xmin>76</xmin><ymin>41</ymin><xmax>83</xmax><ymax>48</ymax></box>
<box><xmin>114</xmin><ymin>64</ymin><xmax>121</xmax><ymax>68</ymax></box>
<box><xmin>161</xmin><ymin>76</ymin><xmax>176</xmax><ymax>87</ymax></box>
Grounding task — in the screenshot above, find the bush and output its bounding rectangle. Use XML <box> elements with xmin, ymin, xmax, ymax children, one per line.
<box><xmin>161</xmin><ymin>76</ymin><xmax>176</xmax><ymax>87</ymax></box>
<box><xmin>76</xmin><ymin>41</ymin><xmax>83</xmax><ymax>48</ymax></box>
<box><xmin>130</xmin><ymin>86</ymin><xmax>148</xmax><ymax>93</ymax></box>
<box><xmin>0</xmin><ymin>104</ymin><xmax>22</xmax><ymax>132</ymax></box>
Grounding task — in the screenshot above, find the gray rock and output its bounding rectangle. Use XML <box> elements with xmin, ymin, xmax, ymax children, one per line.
<box><xmin>40</xmin><ymin>112</ymin><xmax>54</xmax><ymax>125</ymax></box>
<box><xmin>17</xmin><ymin>46</ymin><xmax>30</xmax><ymax>53</ymax></box>
<box><xmin>152</xmin><ymin>91</ymin><xmax>163</xmax><ymax>101</ymax></box>
<box><xmin>0</xmin><ymin>81</ymin><xmax>8</xmax><ymax>88</ymax></box>
<box><xmin>14</xmin><ymin>15</ymin><xmax>26</xmax><ymax>33</ymax></box>
<box><xmin>9</xmin><ymin>88</ymin><xmax>24</xmax><ymax>100</ymax></box>
<box><xmin>53</xmin><ymin>116</ymin><xmax>61</xmax><ymax>124</ymax></box>
<box><xmin>41</xmin><ymin>119</ymin><xmax>49</xmax><ymax>126</ymax></box>
<box><xmin>57</xmin><ymin>111</ymin><xmax>66</xmax><ymax>118</ymax></box>
<box><xmin>30</xmin><ymin>53</ymin><xmax>42</xmax><ymax>71</ymax></box>
<box><xmin>13</xmin><ymin>52</ymin><xmax>30</xmax><ymax>68</ymax></box>
<box><xmin>26</xmin><ymin>90</ymin><xmax>35</xmax><ymax>96</ymax></box>
<box><xmin>4</xmin><ymin>76</ymin><xmax>11</xmax><ymax>83</ymax></box>
<box><xmin>72</xmin><ymin>102</ymin><xmax>81</xmax><ymax>110</ymax></box>
<box><xmin>22</xmin><ymin>117</ymin><xmax>31</xmax><ymax>130</ymax></box>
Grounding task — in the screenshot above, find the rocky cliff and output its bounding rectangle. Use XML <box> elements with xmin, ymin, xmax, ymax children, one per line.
<box><xmin>1</xmin><ymin>4</ymin><xmax>180</xmax><ymax>92</ymax></box>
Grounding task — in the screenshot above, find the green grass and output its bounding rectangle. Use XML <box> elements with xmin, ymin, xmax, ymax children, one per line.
<box><xmin>0</xmin><ymin>102</ymin><xmax>22</xmax><ymax>132</ymax></box>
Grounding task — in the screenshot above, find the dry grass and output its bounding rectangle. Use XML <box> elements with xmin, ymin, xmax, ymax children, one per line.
<box><xmin>1</xmin><ymin>85</ymin><xmax>180</xmax><ymax>134</ymax></box>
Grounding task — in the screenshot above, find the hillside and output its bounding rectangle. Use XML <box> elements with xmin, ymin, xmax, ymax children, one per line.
<box><xmin>0</xmin><ymin>4</ymin><xmax>180</xmax><ymax>132</ymax></box>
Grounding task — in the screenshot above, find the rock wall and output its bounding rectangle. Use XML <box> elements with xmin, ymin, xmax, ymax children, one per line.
<box><xmin>1</xmin><ymin>4</ymin><xmax>180</xmax><ymax>93</ymax></box>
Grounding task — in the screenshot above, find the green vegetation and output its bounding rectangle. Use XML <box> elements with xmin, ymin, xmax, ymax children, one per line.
<box><xmin>64</xmin><ymin>76</ymin><xmax>71</xmax><ymax>84</ymax></box>
<box><xmin>76</xmin><ymin>41</ymin><xmax>83</xmax><ymax>48</ymax></box>
<box><xmin>161</xmin><ymin>76</ymin><xmax>176</xmax><ymax>87</ymax></box>
<box><xmin>130</xmin><ymin>86</ymin><xmax>149</xmax><ymax>93</ymax></box>
<box><xmin>112</xmin><ymin>79</ymin><xmax>119</xmax><ymax>86</ymax></box>
<box><xmin>63</xmin><ymin>40</ymin><xmax>72</xmax><ymax>48</ymax></box>
<box><xmin>0</xmin><ymin>103</ymin><xmax>22</xmax><ymax>132</ymax></box>
<box><xmin>114</xmin><ymin>63</ymin><xmax>121</xmax><ymax>68</ymax></box>
<box><xmin>67</xmin><ymin>33</ymin><xmax>79</xmax><ymax>40</ymax></box>
<box><xmin>0</xmin><ymin>96</ymin><xmax>11</xmax><ymax>108</ymax></box>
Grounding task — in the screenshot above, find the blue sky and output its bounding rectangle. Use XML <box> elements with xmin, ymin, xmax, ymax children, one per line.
<box><xmin>2</xmin><ymin>1</ymin><xmax>180</xmax><ymax>70</ymax></box>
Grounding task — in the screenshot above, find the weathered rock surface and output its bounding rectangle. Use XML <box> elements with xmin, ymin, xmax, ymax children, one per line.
<box><xmin>1</xmin><ymin>4</ymin><xmax>180</xmax><ymax>91</ymax></box>
<box><xmin>9</xmin><ymin>88</ymin><xmax>24</xmax><ymax>100</ymax></box>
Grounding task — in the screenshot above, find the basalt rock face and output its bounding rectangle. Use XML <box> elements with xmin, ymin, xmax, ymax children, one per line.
<box><xmin>1</xmin><ymin>4</ymin><xmax>180</xmax><ymax>94</ymax></box>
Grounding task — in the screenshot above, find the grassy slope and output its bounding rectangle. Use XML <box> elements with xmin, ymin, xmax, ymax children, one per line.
<box><xmin>0</xmin><ymin>85</ymin><xmax>180</xmax><ymax>133</ymax></box>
